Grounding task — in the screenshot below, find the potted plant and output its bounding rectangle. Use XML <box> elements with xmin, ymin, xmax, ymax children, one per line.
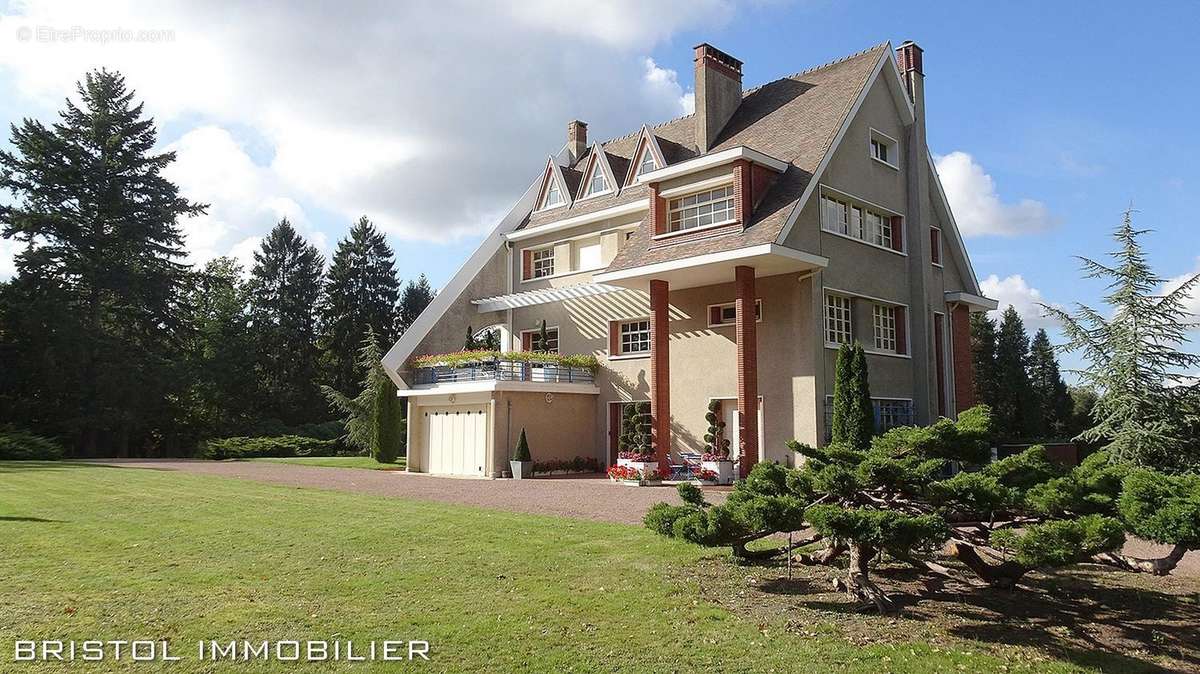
<box><xmin>608</xmin><ymin>464</ymin><xmax>641</xmax><ymax>486</ymax></box>
<box><xmin>640</xmin><ymin>468</ymin><xmax>663</xmax><ymax>486</ymax></box>
<box><xmin>510</xmin><ymin>428</ymin><xmax>533</xmax><ymax>479</ymax></box>
<box><xmin>701</xmin><ymin>399</ymin><xmax>735</xmax><ymax>484</ymax></box>
<box><xmin>694</xmin><ymin>468</ymin><xmax>720</xmax><ymax>485</ymax></box>
<box><xmin>615</xmin><ymin>402</ymin><xmax>658</xmax><ymax>475</ymax></box>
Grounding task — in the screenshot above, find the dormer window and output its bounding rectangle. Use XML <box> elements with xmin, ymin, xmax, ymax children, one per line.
<box><xmin>635</xmin><ymin>146</ymin><xmax>657</xmax><ymax>177</ymax></box>
<box><xmin>584</xmin><ymin>162</ymin><xmax>609</xmax><ymax>196</ymax></box>
<box><xmin>869</xmin><ymin>128</ymin><xmax>899</xmax><ymax>169</ymax></box>
<box><xmin>541</xmin><ymin>180</ymin><xmax>564</xmax><ymax>209</ymax></box>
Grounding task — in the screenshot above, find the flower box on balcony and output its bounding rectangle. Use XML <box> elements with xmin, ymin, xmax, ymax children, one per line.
<box><xmin>700</xmin><ymin>455</ymin><xmax>734</xmax><ymax>485</ymax></box>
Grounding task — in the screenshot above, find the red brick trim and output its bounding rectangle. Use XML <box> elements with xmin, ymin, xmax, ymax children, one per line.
<box><xmin>951</xmin><ymin>304</ymin><xmax>976</xmax><ymax>414</ymax></box>
<box><xmin>521</xmin><ymin>249</ymin><xmax>532</xmax><ymax>280</ymax></box>
<box><xmin>649</xmin><ymin>183</ymin><xmax>667</xmax><ymax>236</ymax></box>
<box><xmin>733</xmin><ymin>158</ymin><xmax>752</xmax><ymax>226</ymax></box>
<box><xmin>608</xmin><ymin>321</ymin><xmax>620</xmax><ymax>356</ymax></box>
<box><xmin>649</xmin><ymin>279</ymin><xmax>671</xmax><ymax>472</ymax></box>
<box><xmin>735</xmin><ymin>265</ymin><xmax>759</xmax><ymax>477</ymax></box>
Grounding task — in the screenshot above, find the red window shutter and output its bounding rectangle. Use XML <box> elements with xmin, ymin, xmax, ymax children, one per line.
<box><xmin>521</xmin><ymin>332</ymin><xmax>533</xmax><ymax>351</ymax></box>
<box><xmin>894</xmin><ymin>306</ymin><xmax>907</xmax><ymax>355</ymax></box>
<box><xmin>890</xmin><ymin>216</ymin><xmax>904</xmax><ymax>252</ymax></box>
<box><xmin>709</xmin><ymin>306</ymin><xmax>723</xmax><ymax>325</ymax></box>
<box><xmin>609</xmin><ymin>321</ymin><xmax>620</xmax><ymax>355</ymax></box>
<box><xmin>930</xmin><ymin>228</ymin><xmax>941</xmax><ymax>264</ymax></box>
<box><xmin>522</xmin><ymin>250</ymin><xmax>532</xmax><ymax>279</ymax></box>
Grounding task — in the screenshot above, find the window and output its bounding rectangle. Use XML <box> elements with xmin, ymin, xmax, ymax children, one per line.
<box><xmin>635</xmin><ymin>146</ymin><xmax>657</xmax><ymax>177</ymax></box>
<box><xmin>708</xmin><ymin>299</ymin><xmax>763</xmax><ymax>327</ymax></box>
<box><xmin>930</xmin><ymin>226</ymin><xmax>942</xmax><ymax>265</ymax></box>
<box><xmin>531</xmin><ymin>248</ymin><xmax>554</xmax><ymax>278</ymax></box>
<box><xmin>667</xmin><ymin>185</ymin><xmax>735</xmax><ymax>233</ymax></box>
<box><xmin>619</xmin><ymin>319</ymin><xmax>651</xmax><ymax>355</ymax></box>
<box><xmin>869</xmin><ymin>129</ymin><xmax>898</xmax><ymax>169</ymax></box>
<box><xmin>541</xmin><ymin>179</ymin><xmax>564</xmax><ymax>209</ymax></box>
<box><xmin>584</xmin><ymin>161</ymin><xmax>609</xmax><ymax>196</ymax></box>
<box><xmin>522</xmin><ymin>327</ymin><xmax>559</xmax><ymax>353</ymax></box>
<box><xmin>823</xmin><ymin>193</ymin><xmax>898</xmax><ymax>250</ymax></box>
<box><xmin>872</xmin><ymin>304</ymin><xmax>897</xmax><ymax>352</ymax></box>
<box><xmin>824</xmin><ymin>294</ymin><xmax>853</xmax><ymax>345</ymax></box>
<box><xmin>823</xmin><ymin>397</ymin><xmax>914</xmax><ymax>441</ymax></box>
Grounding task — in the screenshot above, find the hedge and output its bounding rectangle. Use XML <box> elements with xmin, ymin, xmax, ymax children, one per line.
<box><xmin>0</xmin><ymin>428</ymin><xmax>65</xmax><ymax>460</ymax></box>
<box><xmin>200</xmin><ymin>435</ymin><xmax>342</xmax><ymax>460</ymax></box>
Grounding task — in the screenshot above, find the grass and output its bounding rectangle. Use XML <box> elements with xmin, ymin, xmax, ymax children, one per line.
<box><xmin>0</xmin><ymin>462</ymin><xmax>1179</xmax><ymax>674</ymax></box>
<box><xmin>246</xmin><ymin>456</ymin><xmax>405</xmax><ymax>470</ymax></box>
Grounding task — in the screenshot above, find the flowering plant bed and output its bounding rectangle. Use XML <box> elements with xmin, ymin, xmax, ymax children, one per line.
<box><xmin>607</xmin><ymin>465</ymin><xmax>641</xmax><ymax>484</ymax></box>
<box><xmin>411</xmin><ymin>349</ymin><xmax>600</xmax><ymax>374</ymax></box>
<box><xmin>640</xmin><ymin>468</ymin><xmax>664</xmax><ymax>485</ymax></box>
<box><xmin>693</xmin><ymin>469</ymin><xmax>720</xmax><ymax>484</ymax></box>
<box><xmin>617</xmin><ymin>451</ymin><xmax>655</xmax><ymax>462</ymax></box>
<box><xmin>700</xmin><ymin>452</ymin><xmax>732</xmax><ymax>462</ymax></box>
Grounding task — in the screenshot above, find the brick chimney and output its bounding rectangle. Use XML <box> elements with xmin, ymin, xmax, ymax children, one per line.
<box><xmin>693</xmin><ymin>43</ymin><xmax>742</xmax><ymax>153</ymax></box>
<box><xmin>895</xmin><ymin>41</ymin><xmax>923</xmax><ymax>98</ymax></box>
<box><xmin>567</xmin><ymin>120</ymin><xmax>588</xmax><ymax>163</ymax></box>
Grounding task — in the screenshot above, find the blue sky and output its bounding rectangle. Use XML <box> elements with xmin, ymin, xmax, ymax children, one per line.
<box><xmin>1</xmin><ymin>1</ymin><xmax>1197</xmax><ymax>377</ymax></box>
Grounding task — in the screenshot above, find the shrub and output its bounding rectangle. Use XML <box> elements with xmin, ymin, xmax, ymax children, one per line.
<box><xmin>200</xmin><ymin>435</ymin><xmax>339</xmax><ymax>460</ymax></box>
<box><xmin>512</xmin><ymin>428</ymin><xmax>532</xmax><ymax>462</ymax></box>
<box><xmin>0</xmin><ymin>428</ymin><xmax>65</xmax><ymax>460</ymax></box>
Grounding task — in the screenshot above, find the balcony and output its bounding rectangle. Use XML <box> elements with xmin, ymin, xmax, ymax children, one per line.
<box><xmin>410</xmin><ymin>354</ymin><xmax>597</xmax><ymax>388</ymax></box>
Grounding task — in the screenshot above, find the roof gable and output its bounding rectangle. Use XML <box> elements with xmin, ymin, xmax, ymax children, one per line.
<box><xmin>623</xmin><ymin>126</ymin><xmax>668</xmax><ymax>186</ymax></box>
<box><xmin>534</xmin><ymin>156</ymin><xmax>572</xmax><ymax>211</ymax></box>
<box><xmin>578</xmin><ymin>146</ymin><xmax>617</xmax><ymax>200</ymax></box>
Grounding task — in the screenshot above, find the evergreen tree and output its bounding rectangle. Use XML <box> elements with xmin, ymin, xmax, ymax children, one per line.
<box><xmin>398</xmin><ymin>274</ymin><xmax>435</xmax><ymax>334</ymax></box>
<box><xmin>464</xmin><ymin>325</ymin><xmax>479</xmax><ymax>350</ymax></box>
<box><xmin>373</xmin><ymin>357</ymin><xmax>403</xmax><ymax>463</ymax></box>
<box><xmin>970</xmin><ymin>313</ymin><xmax>1000</xmax><ymax>409</ymax></box>
<box><xmin>534</xmin><ymin>319</ymin><xmax>550</xmax><ymax>352</ymax></box>
<box><xmin>830</xmin><ymin>343</ymin><xmax>856</xmax><ymax>446</ymax></box>
<box><xmin>181</xmin><ymin>257</ymin><xmax>258</xmax><ymax>438</ymax></box>
<box><xmin>1045</xmin><ymin>210</ymin><xmax>1200</xmax><ymax>470</ymax></box>
<box><xmin>249</xmin><ymin>218</ymin><xmax>326</xmax><ymax>425</ymax></box>
<box><xmin>993</xmin><ymin>306</ymin><xmax>1037</xmax><ymax>440</ymax></box>
<box><xmin>850</xmin><ymin>342</ymin><xmax>875</xmax><ymax>445</ymax></box>
<box><xmin>1028</xmin><ymin>328</ymin><xmax>1073</xmax><ymax>438</ymax></box>
<box><xmin>318</xmin><ymin>216</ymin><xmax>400</xmax><ymax>395</ymax></box>
<box><xmin>0</xmin><ymin>69</ymin><xmax>204</xmax><ymax>454</ymax></box>
<box><xmin>323</xmin><ymin>327</ymin><xmax>402</xmax><ymax>461</ymax></box>
<box><xmin>831</xmin><ymin>342</ymin><xmax>874</xmax><ymax>449</ymax></box>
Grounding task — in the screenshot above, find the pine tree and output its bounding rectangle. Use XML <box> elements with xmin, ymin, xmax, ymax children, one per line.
<box><xmin>830</xmin><ymin>343</ymin><xmax>856</xmax><ymax>446</ymax></box>
<box><xmin>319</xmin><ymin>216</ymin><xmax>400</xmax><ymax>395</ymax></box>
<box><xmin>464</xmin><ymin>325</ymin><xmax>479</xmax><ymax>350</ymax></box>
<box><xmin>534</xmin><ymin>319</ymin><xmax>550</xmax><ymax>352</ymax></box>
<box><xmin>1028</xmin><ymin>328</ymin><xmax>1073</xmax><ymax>438</ymax></box>
<box><xmin>0</xmin><ymin>69</ymin><xmax>204</xmax><ymax>454</ymax></box>
<box><xmin>993</xmin><ymin>306</ymin><xmax>1037</xmax><ymax>440</ymax></box>
<box><xmin>1045</xmin><ymin>210</ymin><xmax>1200</xmax><ymax>470</ymax></box>
<box><xmin>971</xmin><ymin>313</ymin><xmax>1000</xmax><ymax>409</ymax></box>
<box><xmin>831</xmin><ymin>342</ymin><xmax>874</xmax><ymax>449</ymax></box>
<box><xmin>398</xmin><ymin>274</ymin><xmax>435</xmax><ymax>335</ymax></box>
<box><xmin>373</xmin><ymin>360</ymin><xmax>403</xmax><ymax>463</ymax></box>
<box><xmin>249</xmin><ymin>218</ymin><xmax>326</xmax><ymax>425</ymax></box>
<box><xmin>323</xmin><ymin>327</ymin><xmax>401</xmax><ymax>461</ymax></box>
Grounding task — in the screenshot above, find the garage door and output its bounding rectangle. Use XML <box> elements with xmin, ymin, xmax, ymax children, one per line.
<box><xmin>424</xmin><ymin>406</ymin><xmax>488</xmax><ymax>476</ymax></box>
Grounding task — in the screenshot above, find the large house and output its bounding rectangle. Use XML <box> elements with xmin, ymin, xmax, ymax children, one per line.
<box><xmin>382</xmin><ymin>41</ymin><xmax>996</xmax><ymax>478</ymax></box>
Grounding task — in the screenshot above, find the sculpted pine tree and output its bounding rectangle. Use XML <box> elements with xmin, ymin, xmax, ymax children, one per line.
<box><xmin>1044</xmin><ymin>210</ymin><xmax>1200</xmax><ymax>470</ymax></box>
<box><xmin>1029</xmin><ymin>328</ymin><xmax>1073</xmax><ymax>437</ymax></box>
<box><xmin>0</xmin><ymin>69</ymin><xmax>204</xmax><ymax>454</ymax></box>
<box><xmin>319</xmin><ymin>216</ymin><xmax>401</xmax><ymax>395</ymax></box>
<box><xmin>249</xmin><ymin>219</ymin><xmax>326</xmax><ymax>425</ymax></box>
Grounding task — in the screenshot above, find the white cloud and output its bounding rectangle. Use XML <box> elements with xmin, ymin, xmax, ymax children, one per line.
<box><xmin>980</xmin><ymin>274</ymin><xmax>1061</xmax><ymax>330</ymax></box>
<box><xmin>0</xmin><ymin>0</ymin><xmax>730</xmax><ymax>251</ymax></box>
<box><xmin>935</xmin><ymin>151</ymin><xmax>1058</xmax><ymax>237</ymax></box>
<box><xmin>0</xmin><ymin>238</ymin><xmax>27</xmax><ymax>280</ymax></box>
<box><xmin>641</xmin><ymin>58</ymin><xmax>694</xmax><ymax>116</ymax></box>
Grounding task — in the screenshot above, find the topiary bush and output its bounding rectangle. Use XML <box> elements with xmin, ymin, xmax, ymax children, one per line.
<box><xmin>0</xmin><ymin>428</ymin><xmax>65</xmax><ymax>460</ymax></box>
<box><xmin>512</xmin><ymin>428</ymin><xmax>532</xmax><ymax>462</ymax></box>
<box><xmin>200</xmin><ymin>435</ymin><xmax>340</xmax><ymax>460</ymax></box>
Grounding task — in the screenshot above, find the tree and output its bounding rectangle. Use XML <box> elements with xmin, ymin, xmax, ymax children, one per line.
<box><xmin>703</xmin><ymin>399</ymin><xmax>730</xmax><ymax>458</ymax></box>
<box><xmin>249</xmin><ymin>218</ymin><xmax>326</xmax><ymax>425</ymax></box>
<box><xmin>319</xmin><ymin>216</ymin><xmax>401</xmax><ymax>395</ymax></box>
<box><xmin>398</xmin><ymin>274</ymin><xmax>435</xmax><ymax>335</ymax></box>
<box><xmin>180</xmin><ymin>257</ymin><xmax>258</xmax><ymax>439</ymax></box>
<box><xmin>464</xmin><ymin>325</ymin><xmax>479</xmax><ymax>350</ymax></box>
<box><xmin>534</xmin><ymin>319</ymin><xmax>550</xmax><ymax>352</ymax></box>
<box><xmin>831</xmin><ymin>342</ymin><xmax>873</xmax><ymax>449</ymax></box>
<box><xmin>993</xmin><ymin>306</ymin><xmax>1037</xmax><ymax>440</ymax></box>
<box><xmin>1029</xmin><ymin>328</ymin><xmax>1073</xmax><ymax>438</ymax></box>
<box><xmin>1045</xmin><ymin>210</ymin><xmax>1200</xmax><ymax>471</ymax></box>
<box><xmin>971</xmin><ymin>313</ymin><xmax>1000</xmax><ymax>410</ymax></box>
<box><xmin>618</xmin><ymin>402</ymin><xmax>652</xmax><ymax>457</ymax></box>
<box><xmin>322</xmin><ymin>327</ymin><xmax>402</xmax><ymax>462</ymax></box>
<box><xmin>647</xmin><ymin>405</ymin><xmax>1198</xmax><ymax>612</ymax></box>
<box><xmin>0</xmin><ymin>69</ymin><xmax>204</xmax><ymax>454</ymax></box>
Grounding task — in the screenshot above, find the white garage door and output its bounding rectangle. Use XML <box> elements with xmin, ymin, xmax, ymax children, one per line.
<box><xmin>424</xmin><ymin>406</ymin><xmax>488</xmax><ymax>476</ymax></box>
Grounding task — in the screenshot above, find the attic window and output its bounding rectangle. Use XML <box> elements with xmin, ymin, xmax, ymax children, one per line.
<box><xmin>584</xmin><ymin>161</ymin><xmax>609</xmax><ymax>196</ymax></box>
<box><xmin>541</xmin><ymin>179</ymin><xmax>565</xmax><ymax>209</ymax></box>
<box><xmin>869</xmin><ymin>128</ymin><xmax>899</xmax><ymax>169</ymax></box>
<box><xmin>635</xmin><ymin>146</ymin><xmax>657</xmax><ymax>177</ymax></box>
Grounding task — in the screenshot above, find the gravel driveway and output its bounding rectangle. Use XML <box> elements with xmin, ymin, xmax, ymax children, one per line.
<box><xmin>86</xmin><ymin>459</ymin><xmax>714</xmax><ymax>525</ymax></box>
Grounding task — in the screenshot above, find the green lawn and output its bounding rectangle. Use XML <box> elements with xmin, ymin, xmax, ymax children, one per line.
<box><xmin>0</xmin><ymin>462</ymin><xmax>1090</xmax><ymax>673</ymax></box>
<box><xmin>247</xmin><ymin>456</ymin><xmax>405</xmax><ymax>470</ymax></box>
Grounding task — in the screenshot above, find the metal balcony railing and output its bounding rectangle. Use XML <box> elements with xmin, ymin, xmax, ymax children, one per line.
<box><xmin>412</xmin><ymin>358</ymin><xmax>595</xmax><ymax>386</ymax></box>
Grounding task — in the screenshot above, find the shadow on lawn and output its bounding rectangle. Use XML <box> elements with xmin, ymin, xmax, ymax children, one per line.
<box><xmin>0</xmin><ymin>515</ymin><xmax>65</xmax><ymax>523</ymax></box>
<box><xmin>760</xmin><ymin>563</ymin><xmax>1200</xmax><ymax>674</ymax></box>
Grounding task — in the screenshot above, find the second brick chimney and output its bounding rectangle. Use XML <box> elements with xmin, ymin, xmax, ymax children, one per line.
<box><xmin>567</xmin><ymin>120</ymin><xmax>588</xmax><ymax>163</ymax></box>
<box><xmin>693</xmin><ymin>43</ymin><xmax>743</xmax><ymax>153</ymax></box>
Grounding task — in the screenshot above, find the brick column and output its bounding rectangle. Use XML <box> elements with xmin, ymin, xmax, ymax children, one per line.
<box><xmin>735</xmin><ymin>265</ymin><xmax>759</xmax><ymax>477</ymax></box>
<box><xmin>950</xmin><ymin>303</ymin><xmax>976</xmax><ymax>414</ymax></box>
<box><xmin>649</xmin><ymin>279</ymin><xmax>671</xmax><ymax>473</ymax></box>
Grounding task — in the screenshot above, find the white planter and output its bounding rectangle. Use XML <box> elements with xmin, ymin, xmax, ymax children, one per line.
<box><xmin>618</xmin><ymin>458</ymin><xmax>659</xmax><ymax>475</ymax></box>
<box><xmin>701</xmin><ymin>460</ymin><xmax>735</xmax><ymax>485</ymax></box>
